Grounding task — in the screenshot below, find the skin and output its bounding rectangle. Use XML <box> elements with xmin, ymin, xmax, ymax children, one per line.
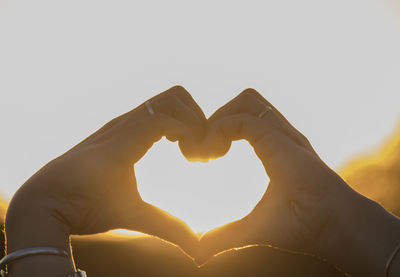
<box><xmin>198</xmin><ymin>89</ymin><xmax>400</xmax><ymax>277</ymax></box>
<box><xmin>4</xmin><ymin>87</ymin><xmax>400</xmax><ymax>277</ymax></box>
<box><xmin>5</xmin><ymin>86</ymin><xmax>205</xmax><ymax>276</ymax></box>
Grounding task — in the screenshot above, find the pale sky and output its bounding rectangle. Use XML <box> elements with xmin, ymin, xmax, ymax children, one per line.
<box><xmin>1</xmin><ymin>0</ymin><xmax>400</xmax><ymax>232</ymax></box>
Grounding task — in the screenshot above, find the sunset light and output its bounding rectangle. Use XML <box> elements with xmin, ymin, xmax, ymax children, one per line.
<box><xmin>136</xmin><ymin>139</ymin><xmax>268</xmax><ymax>233</ymax></box>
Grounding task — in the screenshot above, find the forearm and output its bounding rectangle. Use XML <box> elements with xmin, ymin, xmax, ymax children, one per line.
<box><xmin>320</xmin><ymin>189</ymin><xmax>400</xmax><ymax>277</ymax></box>
<box><xmin>5</xmin><ymin>188</ymin><xmax>75</xmax><ymax>277</ymax></box>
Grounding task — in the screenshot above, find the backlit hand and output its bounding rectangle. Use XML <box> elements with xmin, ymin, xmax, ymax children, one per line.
<box><xmin>198</xmin><ymin>89</ymin><xmax>360</xmax><ymax>264</ymax></box>
<box><xmin>6</xmin><ymin>86</ymin><xmax>205</xmax><ymax>258</ymax></box>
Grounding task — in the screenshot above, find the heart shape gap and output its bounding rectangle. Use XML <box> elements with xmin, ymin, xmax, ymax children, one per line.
<box><xmin>135</xmin><ymin>138</ymin><xmax>269</xmax><ymax>233</ymax></box>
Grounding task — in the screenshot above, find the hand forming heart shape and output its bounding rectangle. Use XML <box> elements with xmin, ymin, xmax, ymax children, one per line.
<box><xmin>6</xmin><ymin>86</ymin><xmax>357</xmax><ymax>270</ymax></box>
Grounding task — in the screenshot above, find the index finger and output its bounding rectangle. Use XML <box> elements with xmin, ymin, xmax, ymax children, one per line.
<box><xmin>208</xmin><ymin>88</ymin><xmax>314</xmax><ymax>153</ymax></box>
<box><xmin>168</xmin><ymin>85</ymin><xmax>207</xmax><ymax>121</ymax></box>
<box><xmin>73</xmin><ymin>86</ymin><xmax>206</xmax><ymax>149</ymax></box>
<box><xmin>209</xmin><ymin>88</ymin><xmax>286</xmax><ymax>124</ymax></box>
<box><xmin>104</xmin><ymin>87</ymin><xmax>206</xmax><ymax>162</ymax></box>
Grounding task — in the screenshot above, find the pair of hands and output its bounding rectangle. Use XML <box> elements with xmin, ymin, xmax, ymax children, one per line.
<box><xmin>6</xmin><ymin>86</ymin><xmax>356</xmax><ymax>266</ymax></box>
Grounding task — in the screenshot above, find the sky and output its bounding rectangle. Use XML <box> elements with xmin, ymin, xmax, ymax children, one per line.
<box><xmin>0</xmin><ymin>0</ymin><xmax>400</xmax><ymax>233</ymax></box>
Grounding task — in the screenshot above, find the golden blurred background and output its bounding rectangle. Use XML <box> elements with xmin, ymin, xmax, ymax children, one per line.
<box><xmin>341</xmin><ymin>123</ymin><xmax>400</xmax><ymax>216</ymax></box>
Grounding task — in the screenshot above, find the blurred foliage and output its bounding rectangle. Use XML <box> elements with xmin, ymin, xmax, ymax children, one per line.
<box><xmin>0</xmin><ymin>198</ymin><xmax>6</xmax><ymax>260</ymax></box>
<box><xmin>341</xmin><ymin>124</ymin><xmax>400</xmax><ymax>216</ymax></box>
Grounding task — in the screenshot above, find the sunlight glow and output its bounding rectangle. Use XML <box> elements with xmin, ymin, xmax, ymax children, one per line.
<box><xmin>1</xmin><ymin>0</ymin><xmax>400</xmax><ymax>238</ymax></box>
<box><xmin>340</xmin><ymin>124</ymin><xmax>400</xmax><ymax>214</ymax></box>
<box><xmin>135</xmin><ymin>139</ymin><xmax>268</xmax><ymax>233</ymax></box>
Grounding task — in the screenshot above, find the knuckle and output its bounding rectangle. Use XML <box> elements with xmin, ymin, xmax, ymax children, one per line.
<box><xmin>101</xmin><ymin>117</ymin><xmax>120</xmax><ymax>130</ymax></box>
<box><xmin>301</xmin><ymin>135</ymin><xmax>311</xmax><ymax>146</ymax></box>
<box><xmin>236</xmin><ymin>89</ymin><xmax>262</xmax><ymax>112</ymax></box>
<box><xmin>170</xmin><ymin>84</ymin><xmax>186</xmax><ymax>91</ymax></box>
<box><xmin>240</xmin><ymin>88</ymin><xmax>259</xmax><ymax>98</ymax></box>
<box><xmin>239</xmin><ymin>88</ymin><xmax>259</xmax><ymax>103</ymax></box>
<box><xmin>169</xmin><ymin>85</ymin><xmax>188</xmax><ymax>96</ymax></box>
<box><xmin>157</xmin><ymin>85</ymin><xmax>184</xmax><ymax>99</ymax></box>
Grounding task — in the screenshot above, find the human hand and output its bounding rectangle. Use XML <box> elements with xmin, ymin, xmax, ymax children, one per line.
<box><xmin>198</xmin><ymin>89</ymin><xmax>400</xmax><ymax>277</ymax></box>
<box><xmin>6</xmin><ymin>86</ymin><xmax>205</xmax><ymax>258</ymax></box>
<box><xmin>6</xmin><ymin>87</ymin><xmax>400</xmax><ymax>277</ymax></box>
<box><xmin>197</xmin><ymin>89</ymin><xmax>367</xmax><ymax>264</ymax></box>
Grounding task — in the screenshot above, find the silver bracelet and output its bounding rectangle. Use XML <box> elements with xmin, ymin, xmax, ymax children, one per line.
<box><xmin>385</xmin><ymin>241</ymin><xmax>400</xmax><ymax>277</ymax></box>
<box><xmin>0</xmin><ymin>247</ymin><xmax>86</xmax><ymax>277</ymax></box>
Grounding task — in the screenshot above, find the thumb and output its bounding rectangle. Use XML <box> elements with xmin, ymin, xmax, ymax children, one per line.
<box><xmin>197</xmin><ymin>217</ymin><xmax>256</xmax><ymax>265</ymax></box>
<box><xmin>128</xmin><ymin>202</ymin><xmax>199</xmax><ymax>259</ymax></box>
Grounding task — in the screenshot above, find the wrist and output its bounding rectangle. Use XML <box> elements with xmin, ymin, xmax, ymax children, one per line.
<box><xmin>5</xmin><ymin>187</ymin><xmax>75</xmax><ymax>276</ymax></box>
<box><xmin>6</xmin><ymin>185</ymin><xmax>71</xmax><ymax>251</ymax></box>
<box><xmin>319</xmin><ymin>188</ymin><xmax>400</xmax><ymax>277</ymax></box>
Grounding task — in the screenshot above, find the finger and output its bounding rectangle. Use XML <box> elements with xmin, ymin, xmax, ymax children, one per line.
<box><xmin>137</xmin><ymin>88</ymin><xmax>206</xmax><ymax>158</ymax></box>
<box><xmin>209</xmin><ymin>88</ymin><xmax>287</xmax><ymax>124</ymax></box>
<box><xmin>145</xmin><ymin>113</ymin><xmax>193</xmax><ymax>143</ymax></box>
<box><xmin>234</xmin><ymin>88</ymin><xmax>301</xmax><ymax>133</ymax></box>
<box><xmin>204</xmin><ymin>113</ymin><xmax>285</xmax><ymax>159</ymax></box>
<box><xmin>106</xmin><ymin>113</ymin><xmax>192</xmax><ymax>163</ymax></box>
<box><xmin>208</xmin><ymin>88</ymin><xmax>266</xmax><ymax>121</ymax></box>
<box><xmin>208</xmin><ymin>89</ymin><xmax>313</xmax><ymax>152</ymax></box>
<box><xmin>129</xmin><ymin>202</ymin><xmax>200</xmax><ymax>259</ymax></box>
<box><xmin>197</xmin><ymin>218</ymin><xmax>255</xmax><ymax>265</ymax></box>
<box><xmin>103</xmin><ymin>86</ymin><xmax>205</xmax><ymax>134</ymax></box>
<box><xmin>204</xmin><ymin>113</ymin><xmax>302</xmax><ymax>179</ymax></box>
<box><xmin>167</xmin><ymin>85</ymin><xmax>207</xmax><ymax>122</ymax></box>
<box><xmin>103</xmin><ymin>88</ymin><xmax>206</xmax><ymax>162</ymax></box>
<box><xmin>244</xmin><ymin>90</ymin><xmax>314</xmax><ymax>149</ymax></box>
<box><xmin>76</xmin><ymin>86</ymin><xmax>206</xmax><ymax>156</ymax></box>
<box><xmin>204</xmin><ymin>114</ymin><xmax>266</xmax><ymax>159</ymax></box>
<box><xmin>150</xmin><ymin>92</ymin><xmax>203</xmax><ymax>130</ymax></box>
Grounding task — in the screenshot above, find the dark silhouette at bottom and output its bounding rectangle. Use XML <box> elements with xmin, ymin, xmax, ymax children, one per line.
<box><xmin>71</xmin><ymin>234</ymin><xmax>344</xmax><ymax>277</ymax></box>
